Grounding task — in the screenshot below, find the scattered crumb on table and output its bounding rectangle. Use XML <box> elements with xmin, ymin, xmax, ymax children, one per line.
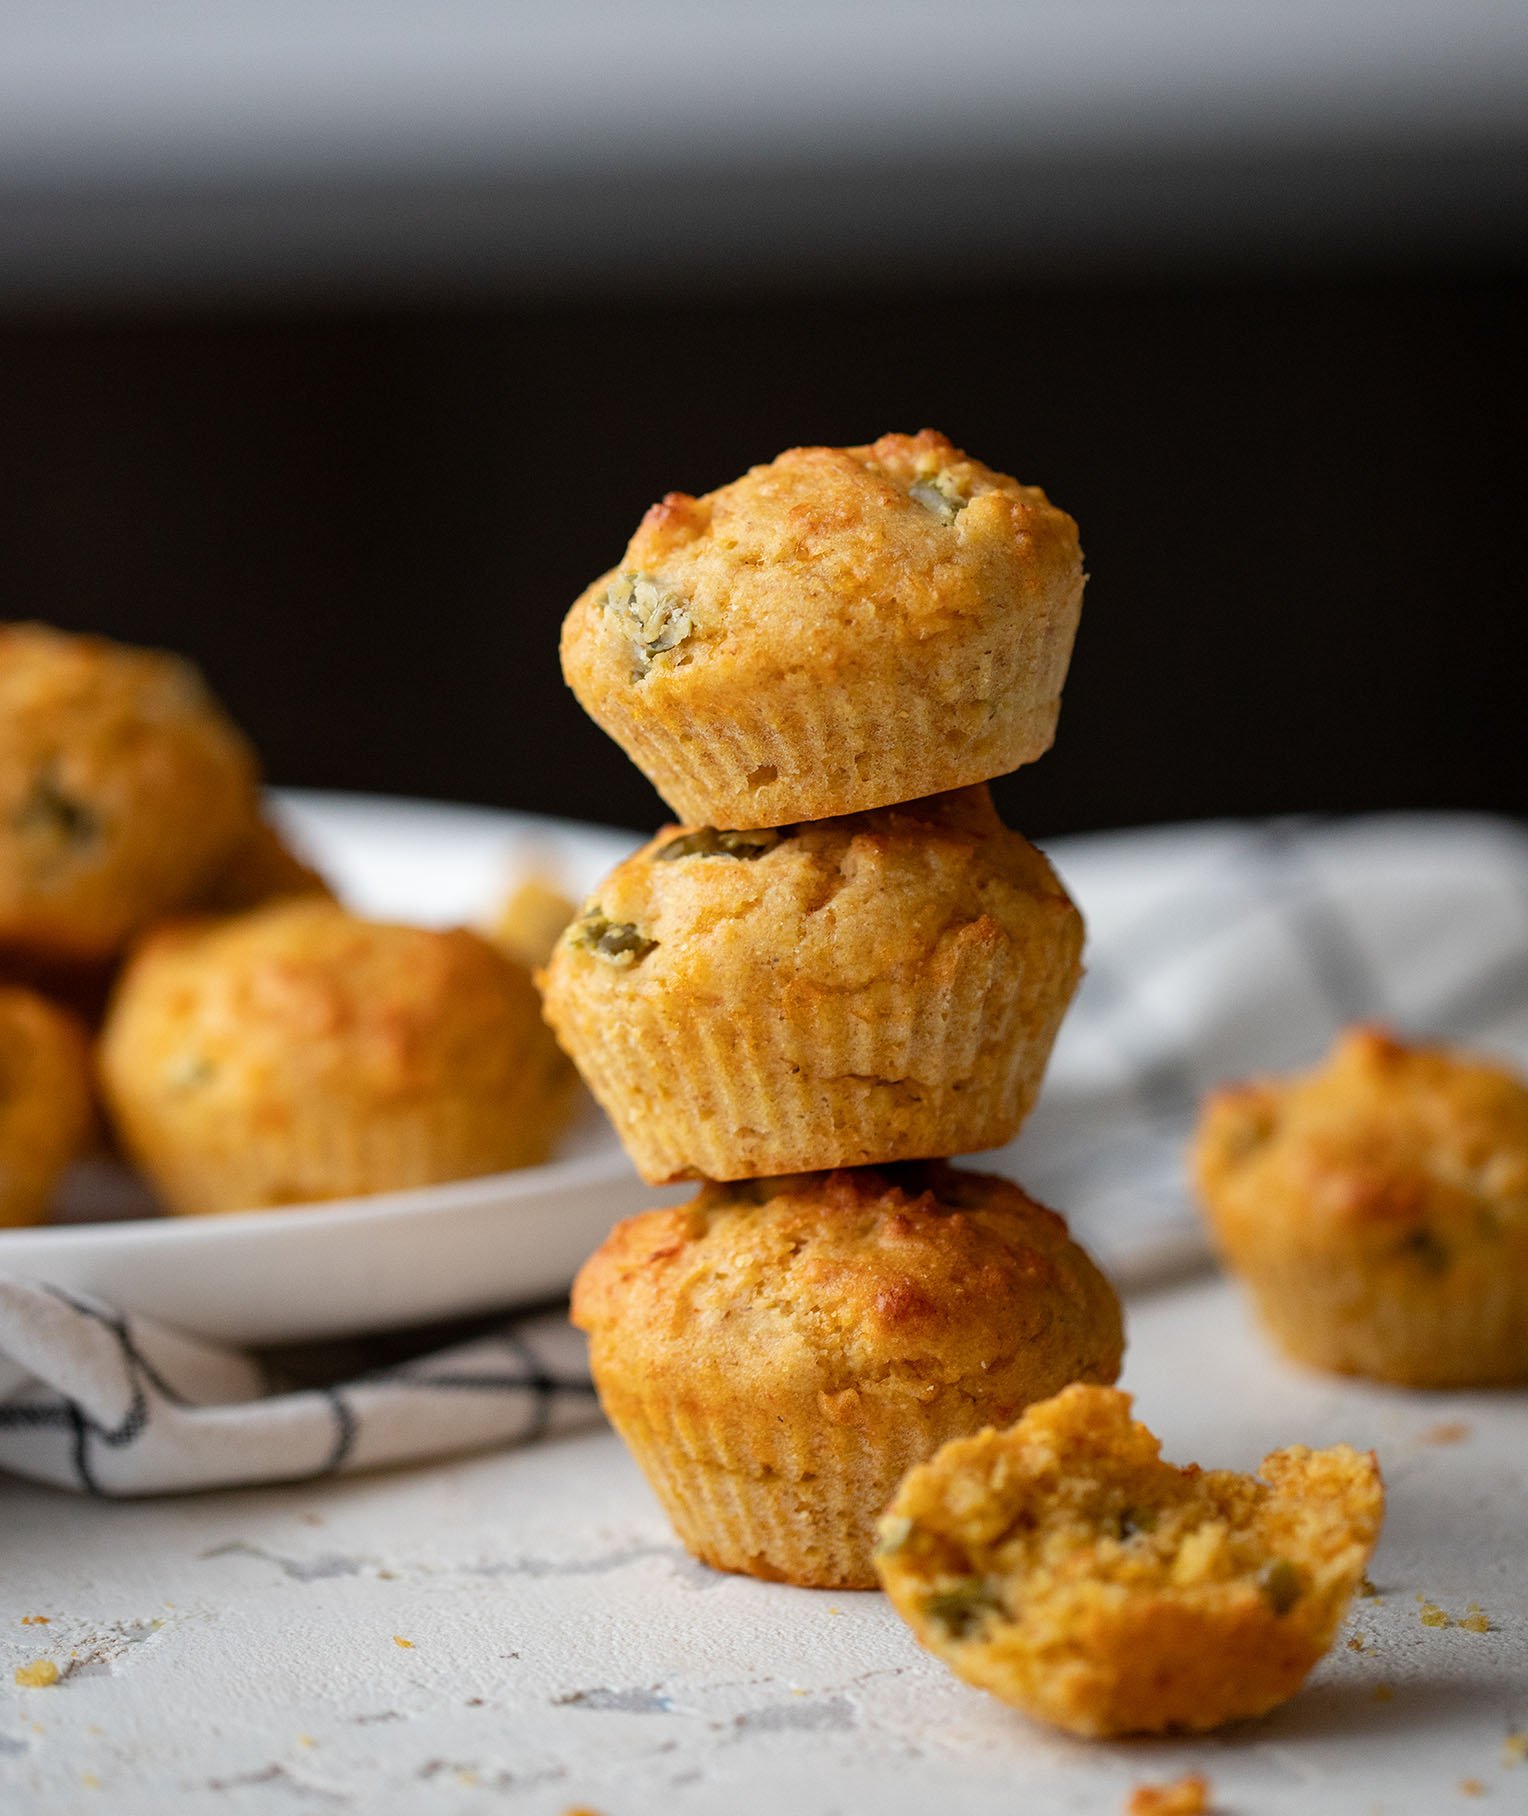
<box><xmin>1125</xmin><ymin>1773</ymin><xmax>1211</xmax><ymax>1815</ymax></box>
<box><xmin>1503</xmin><ymin>1730</ymin><xmax>1527</xmax><ymax>1767</ymax></box>
<box><xmin>392</xmin><ymin>1635</ymin><xmax>414</xmax><ymax>1649</ymax></box>
<box><xmin>14</xmin><ymin>1659</ymin><xmax>60</xmax><ymax>1688</ymax></box>
<box><xmin>1422</xmin><ymin>1421</ymin><xmax>1472</xmax><ymax>1446</ymax></box>
<box><xmin>1459</xmin><ymin>1778</ymin><xmax>1485</xmax><ymax>1797</ymax></box>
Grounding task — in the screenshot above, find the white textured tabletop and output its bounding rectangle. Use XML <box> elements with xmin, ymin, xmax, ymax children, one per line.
<box><xmin>3</xmin><ymin>1273</ymin><xmax>1525</xmax><ymax>1816</ymax></box>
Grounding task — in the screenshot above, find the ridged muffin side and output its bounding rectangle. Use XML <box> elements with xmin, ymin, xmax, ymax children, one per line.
<box><xmin>539</xmin><ymin>786</ymin><xmax>1084</xmax><ymax>1182</ymax></box>
<box><xmin>1192</xmin><ymin>1027</ymin><xmax>1528</xmax><ymax>1387</ymax></box>
<box><xmin>99</xmin><ymin>900</ymin><xmax>576</xmax><ymax>1215</ymax></box>
<box><xmin>560</xmin><ymin>431</ymin><xmax>1084</xmax><ymax>829</ymax></box>
<box><xmin>572</xmin><ymin>1165</ymin><xmax>1123</xmax><ymax>1589</ymax></box>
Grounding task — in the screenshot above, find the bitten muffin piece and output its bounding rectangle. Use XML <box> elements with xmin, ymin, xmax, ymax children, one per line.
<box><xmin>1192</xmin><ymin>1027</ymin><xmax>1528</xmax><ymax>1386</ymax></box>
<box><xmin>560</xmin><ymin>431</ymin><xmax>1084</xmax><ymax>829</ymax></box>
<box><xmin>573</xmin><ymin>1165</ymin><xmax>1123</xmax><ymax>1590</ymax></box>
<box><xmin>0</xmin><ymin>623</ymin><xmax>260</xmax><ymax>961</ymax></box>
<box><xmin>0</xmin><ymin>987</ymin><xmax>94</xmax><ymax>1227</ymax></box>
<box><xmin>98</xmin><ymin>900</ymin><xmax>576</xmax><ymax>1215</ymax></box>
<box><xmin>876</xmin><ymin>1385</ymin><xmax>1382</xmax><ymax>1736</ymax></box>
<box><xmin>540</xmin><ymin>786</ymin><xmax>1083</xmax><ymax>1182</ymax></box>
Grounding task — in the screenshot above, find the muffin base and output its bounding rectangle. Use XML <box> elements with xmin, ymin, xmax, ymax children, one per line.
<box><xmin>1232</xmin><ymin>1253</ymin><xmax>1528</xmax><ymax>1388</ymax></box>
<box><xmin>572</xmin><ymin>624</ymin><xmax>1076</xmax><ymax>832</ymax></box>
<box><xmin>599</xmin><ymin>1383</ymin><xmax>1030</xmax><ymax>1590</ymax></box>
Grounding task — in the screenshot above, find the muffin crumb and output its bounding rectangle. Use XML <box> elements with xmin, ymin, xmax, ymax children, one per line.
<box><xmin>1125</xmin><ymin>1776</ymin><xmax>1212</xmax><ymax>1816</ymax></box>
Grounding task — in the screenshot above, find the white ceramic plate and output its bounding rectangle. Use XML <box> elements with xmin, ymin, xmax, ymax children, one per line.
<box><xmin>0</xmin><ymin>790</ymin><xmax>690</xmax><ymax>1346</ymax></box>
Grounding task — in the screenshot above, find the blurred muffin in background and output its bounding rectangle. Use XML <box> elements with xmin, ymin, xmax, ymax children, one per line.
<box><xmin>1192</xmin><ymin>1026</ymin><xmax>1528</xmax><ymax>1386</ymax></box>
<box><xmin>487</xmin><ymin>873</ymin><xmax>575</xmax><ymax>971</ymax></box>
<box><xmin>99</xmin><ymin>899</ymin><xmax>576</xmax><ymax>1215</ymax></box>
<box><xmin>573</xmin><ymin>1164</ymin><xmax>1122</xmax><ymax>1589</ymax></box>
<box><xmin>0</xmin><ymin>986</ymin><xmax>94</xmax><ymax>1227</ymax></box>
<box><xmin>196</xmin><ymin>813</ymin><xmax>335</xmax><ymax>914</ymax></box>
<box><xmin>0</xmin><ymin>623</ymin><xmax>260</xmax><ymax>963</ymax></box>
<box><xmin>541</xmin><ymin>785</ymin><xmax>1083</xmax><ymax>1183</ymax></box>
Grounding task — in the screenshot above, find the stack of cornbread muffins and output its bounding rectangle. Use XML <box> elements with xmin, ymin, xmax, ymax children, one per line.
<box><xmin>543</xmin><ymin>432</ymin><xmax>1126</xmax><ymax>1590</ymax></box>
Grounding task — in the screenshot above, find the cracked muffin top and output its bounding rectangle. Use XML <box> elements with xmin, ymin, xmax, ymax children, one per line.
<box><xmin>542</xmin><ymin>784</ymin><xmax>1080</xmax><ymax>1010</ymax></box>
<box><xmin>1</xmin><ymin>622</ymin><xmax>260</xmax><ymax>961</ymax></box>
<box><xmin>572</xmin><ymin>1163</ymin><xmax>1123</xmax><ymax>1417</ymax></box>
<box><xmin>560</xmin><ymin>431</ymin><xmax>1084</xmax><ymax>827</ymax></box>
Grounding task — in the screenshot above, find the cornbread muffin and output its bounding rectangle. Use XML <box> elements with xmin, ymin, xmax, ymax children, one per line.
<box><xmin>573</xmin><ymin>1165</ymin><xmax>1123</xmax><ymax>1589</ymax></box>
<box><xmin>561</xmin><ymin>431</ymin><xmax>1084</xmax><ymax>828</ymax></box>
<box><xmin>98</xmin><ymin>900</ymin><xmax>575</xmax><ymax>1215</ymax></box>
<box><xmin>1193</xmin><ymin>1027</ymin><xmax>1528</xmax><ymax>1386</ymax></box>
<box><xmin>540</xmin><ymin>786</ymin><xmax>1083</xmax><ymax>1182</ymax></box>
<box><xmin>876</xmin><ymin>1385</ymin><xmax>1383</xmax><ymax>1735</ymax></box>
<box><xmin>0</xmin><ymin>623</ymin><xmax>260</xmax><ymax>961</ymax></box>
<box><xmin>0</xmin><ymin>987</ymin><xmax>94</xmax><ymax>1227</ymax></box>
<box><xmin>196</xmin><ymin>813</ymin><xmax>334</xmax><ymax>913</ymax></box>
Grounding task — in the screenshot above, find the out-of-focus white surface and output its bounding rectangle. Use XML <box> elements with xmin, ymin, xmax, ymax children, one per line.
<box><xmin>1</xmin><ymin>2</ymin><xmax>1524</xmax><ymax>293</ymax></box>
<box><xmin>4</xmin><ymin>2</ymin><xmax>1524</xmax><ymax>179</ymax></box>
<box><xmin>2</xmin><ymin>1276</ymin><xmax>1524</xmax><ymax>1813</ymax></box>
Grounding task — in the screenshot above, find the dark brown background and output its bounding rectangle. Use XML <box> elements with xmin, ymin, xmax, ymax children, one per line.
<box><xmin>4</xmin><ymin>259</ymin><xmax>1522</xmax><ymax>838</ymax></box>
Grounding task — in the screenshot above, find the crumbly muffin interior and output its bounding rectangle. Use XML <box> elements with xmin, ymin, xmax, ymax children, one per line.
<box><xmin>876</xmin><ymin>1385</ymin><xmax>1383</xmax><ymax>1733</ymax></box>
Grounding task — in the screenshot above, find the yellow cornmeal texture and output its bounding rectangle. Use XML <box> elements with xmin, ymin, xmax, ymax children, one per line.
<box><xmin>0</xmin><ymin>987</ymin><xmax>94</xmax><ymax>1227</ymax></box>
<box><xmin>194</xmin><ymin>814</ymin><xmax>335</xmax><ymax>913</ymax></box>
<box><xmin>0</xmin><ymin>623</ymin><xmax>260</xmax><ymax>961</ymax></box>
<box><xmin>572</xmin><ymin>1165</ymin><xmax>1122</xmax><ymax>1591</ymax></box>
<box><xmin>539</xmin><ymin>785</ymin><xmax>1082</xmax><ymax>1182</ymax></box>
<box><xmin>875</xmin><ymin>1385</ymin><xmax>1383</xmax><ymax>1737</ymax></box>
<box><xmin>1193</xmin><ymin>1027</ymin><xmax>1528</xmax><ymax>1386</ymax></box>
<box><xmin>560</xmin><ymin>431</ymin><xmax>1084</xmax><ymax>830</ymax></box>
<box><xmin>98</xmin><ymin>900</ymin><xmax>576</xmax><ymax>1214</ymax></box>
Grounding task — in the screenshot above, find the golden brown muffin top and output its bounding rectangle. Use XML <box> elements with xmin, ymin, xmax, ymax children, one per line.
<box><xmin>1</xmin><ymin>622</ymin><xmax>259</xmax><ymax>957</ymax></box>
<box><xmin>545</xmin><ymin>785</ymin><xmax>1080</xmax><ymax>1009</ymax></box>
<box><xmin>1194</xmin><ymin>1027</ymin><xmax>1528</xmax><ymax>1257</ymax></box>
<box><xmin>103</xmin><ymin>898</ymin><xmax>549</xmax><ymax>1107</ymax></box>
<box><xmin>875</xmin><ymin>1384</ymin><xmax>1383</xmax><ymax>1735</ymax></box>
<box><xmin>562</xmin><ymin>430</ymin><xmax>1081</xmax><ymax>685</ymax></box>
<box><xmin>572</xmin><ymin>1164</ymin><xmax>1122</xmax><ymax>1414</ymax></box>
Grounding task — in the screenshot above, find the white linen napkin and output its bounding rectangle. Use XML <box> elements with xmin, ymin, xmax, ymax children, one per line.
<box><xmin>2</xmin><ymin>811</ymin><xmax>1525</xmax><ymax>1495</ymax></box>
<box><xmin>0</xmin><ymin>1285</ymin><xmax>598</xmax><ymax>1494</ymax></box>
